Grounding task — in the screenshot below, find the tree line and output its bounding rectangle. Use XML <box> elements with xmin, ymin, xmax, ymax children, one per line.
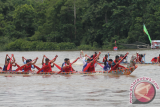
<box><xmin>0</xmin><ymin>0</ymin><xmax>160</xmax><ymax>51</ymax></box>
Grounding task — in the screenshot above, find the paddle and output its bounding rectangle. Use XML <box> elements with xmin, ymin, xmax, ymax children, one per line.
<box><xmin>86</xmin><ymin>55</ymin><xmax>104</xmax><ymax>68</ymax></box>
<box><xmin>71</xmin><ymin>57</ymin><xmax>80</xmax><ymax>64</ymax></box>
<box><xmin>108</xmin><ymin>52</ymin><xmax>129</xmax><ymax>73</ymax></box>
<box><xmin>7</xmin><ymin>54</ymin><xmax>13</xmax><ymax>70</ymax></box>
<box><xmin>83</xmin><ymin>52</ymin><xmax>101</xmax><ymax>71</ymax></box>
<box><xmin>36</xmin><ymin>56</ymin><xmax>58</xmax><ymax>74</ymax></box>
<box><xmin>53</xmin><ymin>62</ymin><xmax>61</xmax><ymax>70</ymax></box>
<box><xmin>15</xmin><ymin>58</ymin><xmax>38</xmax><ymax>71</ymax></box>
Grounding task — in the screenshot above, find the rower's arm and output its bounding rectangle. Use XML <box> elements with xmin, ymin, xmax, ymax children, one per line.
<box><xmin>5</xmin><ymin>54</ymin><xmax>8</xmax><ymax>65</ymax></box>
<box><xmin>51</xmin><ymin>63</ymin><xmax>54</xmax><ymax>68</ymax></box>
<box><xmin>11</xmin><ymin>54</ymin><xmax>15</xmax><ymax>64</ymax></box>
<box><xmin>32</xmin><ymin>57</ymin><xmax>38</xmax><ymax>65</ymax></box>
<box><xmin>12</xmin><ymin>63</ymin><xmax>16</xmax><ymax>67</ymax></box>
<box><xmin>22</xmin><ymin>56</ymin><xmax>25</xmax><ymax>62</ymax></box>
<box><xmin>50</xmin><ymin>55</ymin><xmax>58</xmax><ymax>63</ymax></box>
<box><xmin>90</xmin><ymin>52</ymin><xmax>101</xmax><ymax>64</ymax></box>
<box><xmin>95</xmin><ymin>52</ymin><xmax>101</xmax><ymax>61</ymax></box>
<box><xmin>157</xmin><ymin>58</ymin><xmax>159</xmax><ymax>63</ymax></box>
<box><xmin>82</xmin><ymin>57</ymin><xmax>86</xmax><ymax>65</ymax></box>
<box><xmin>62</xmin><ymin>64</ymin><xmax>69</xmax><ymax>69</ymax></box>
<box><xmin>42</xmin><ymin>55</ymin><xmax>45</xmax><ymax>65</ymax></box>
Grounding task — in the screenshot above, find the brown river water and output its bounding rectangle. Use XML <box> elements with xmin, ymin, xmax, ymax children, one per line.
<box><xmin>0</xmin><ymin>50</ymin><xmax>160</xmax><ymax>107</ymax></box>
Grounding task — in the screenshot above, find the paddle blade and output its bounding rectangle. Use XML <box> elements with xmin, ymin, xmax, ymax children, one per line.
<box><xmin>37</xmin><ymin>66</ymin><xmax>47</xmax><ymax>74</ymax></box>
<box><xmin>15</xmin><ymin>63</ymin><xmax>20</xmax><ymax>68</ymax></box>
<box><xmin>15</xmin><ymin>65</ymin><xmax>25</xmax><ymax>71</ymax></box>
<box><xmin>98</xmin><ymin>63</ymin><xmax>104</xmax><ymax>68</ymax></box>
<box><xmin>83</xmin><ymin>63</ymin><xmax>91</xmax><ymax>71</ymax></box>
<box><xmin>34</xmin><ymin>65</ymin><xmax>40</xmax><ymax>70</ymax></box>
<box><xmin>7</xmin><ymin>63</ymin><xmax>11</xmax><ymax>71</ymax></box>
<box><xmin>53</xmin><ymin>63</ymin><xmax>61</xmax><ymax>70</ymax></box>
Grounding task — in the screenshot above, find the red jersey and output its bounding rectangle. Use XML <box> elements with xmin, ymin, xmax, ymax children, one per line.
<box><xmin>23</xmin><ymin>64</ymin><xmax>31</xmax><ymax>72</ymax></box>
<box><xmin>5</xmin><ymin>63</ymin><xmax>12</xmax><ymax>71</ymax></box>
<box><xmin>151</xmin><ymin>57</ymin><xmax>157</xmax><ymax>62</ymax></box>
<box><xmin>43</xmin><ymin>63</ymin><xmax>52</xmax><ymax>72</ymax></box>
<box><xmin>103</xmin><ymin>57</ymin><xmax>107</xmax><ymax>62</ymax></box>
<box><xmin>63</xmin><ymin>64</ymin><xmax>72</xmax><ymax>72</ymax></box>
<box><xmin>88</xmin><ymin>60</ymin><xmax>96</xmax><ymax>72</ymax></box>
<box><xmin>92</xmin><ymin>54</ymin><xmax>97</xmax><ymax>59</ymax></box>
<box><xmin>139</xmin><ymin>57</ymin><xmax>142</xmax><ymax>62</ymax></box>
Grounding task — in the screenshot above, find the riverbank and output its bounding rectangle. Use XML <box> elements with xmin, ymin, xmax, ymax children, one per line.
<box><xmin>0</xmin><ymin>39</ymin><xmax>153</xmax><ymax>51</ymax></box>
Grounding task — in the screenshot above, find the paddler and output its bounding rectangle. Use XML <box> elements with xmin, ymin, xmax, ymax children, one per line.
<box><xmin>103</xmin><ymin>59</ymin><xmax>113</xmax><ymax>71</ymax></box>
<box><xmin>91</xmin><ymin>52</ymin><xmax>97</xmax><ymax>59</ymax></box>
<box><xmin>41</xmin><ymin>55</ymin><xmax>58</xmax><ymax>72</ymax></box>
<box><xmin>137</xmin><ymin>54</ymin><xmax>144</xmax><ymax>63</ymax></box>
<box><xmin>22</xmin><ymin>57</ymin><xmax>35</xmax><ymax>69</ymax></box>
<box><xmin>103</xmin><ymin>54</ymin><xmax>108</xmax><ymax>62</ymax></box>
<box><xmin>151</xmin><ymin>54</ymin><xmax>160</xmax><ymax>63</ymax></box>
<box><xmin>83</xmin><ymin>52</ymin><xmax>101</xmax><ymax>72</ymax></box>
<box><xmin>61</xmin><ymin>58</ymin><xmax>76</xmax><ymax>72</ymax></box>
<box><xmin>82</xmin><ymin>57</ymin><xmax>91</xmax><ymax>72</ymax></box>
<box><xmin>3</xmin><ymin>54</ymin><xmax>16</xmax><ymax>71</ymax></box>
<box><xmin>22</xmin><ymin>57</ymin><xmax>38</xmax><ymax>72</ymax></box>
<box><xmin>111</xmin><ymin>55</ymin><xmax>125</xmax><ymax>70</ymax></box>
<box><xmin>120</xmin><ymin>54</ymin><xmax>127</xmax><ymax>63</ymax></box>
<box><xmin>62</xmin><ymin>58</ymin><xmax>68</xmax><ymax>68</ymax></box>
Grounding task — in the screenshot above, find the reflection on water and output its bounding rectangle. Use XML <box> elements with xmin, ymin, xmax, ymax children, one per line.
<box><xmin>0</xmin><ymin>50</ymin><xmax>160</xmax><ymax>107</ymax></box>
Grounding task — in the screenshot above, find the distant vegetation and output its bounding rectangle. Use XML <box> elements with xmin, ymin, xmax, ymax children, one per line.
<box><xmin>0</xmin><ymin>0</ymin><xmax>160</xmax><ymax>51</ymax></box>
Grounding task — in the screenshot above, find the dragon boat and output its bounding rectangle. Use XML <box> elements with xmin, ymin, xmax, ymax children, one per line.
<box><xmin>0</xmin><ymin>65</ymin><xmax>138</xmax><ymax>75</ymax></box>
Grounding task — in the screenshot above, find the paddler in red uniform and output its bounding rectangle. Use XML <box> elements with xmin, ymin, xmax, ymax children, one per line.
<box><xmin>84</xmin><ymin>52</ymin><xmax>101</xmax><ymax>72</ymax></box>
<box><xmin>41</xmin><ymin>55</ymin><xmax>58</xmax><ymax>72</ymax></box>
<box><xmin>151</xmin><ymin>57</ymin><xmax>158</xmax><ymax>63</ymax></box>
<box><xmin>91</xmin><ymin>52</ymin><xmax>97</xmax><ymax>59</ymax></box>
<box><xmin>22</xmin><ymin>57</ymin><xmax>38</xmax><ymax>72</ymax></box>
<box><xmin>111</xmin><ymin>55</ymin><xmax>125</xmax><ymax>70</ymax></box>
<box><xmin>103</xmin><ymin>54</ymin><xmax>108</xmax><ymax>62</ymax></box>
<box><xmin>3</xmin><ymin>54</ymin><xmax>16</xmax><ymax>71</ymax></box>
<box><xmin>62</xmin><ymin>58</ymin><xmax>75</xmax><ymax>72</ymax></box>
<box><xmin>151</xmin><ymin>54</ymin><xmax>160</xmax><ymax>63</ymax></box>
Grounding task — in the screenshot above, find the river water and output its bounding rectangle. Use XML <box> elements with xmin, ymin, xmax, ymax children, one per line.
<box><xmin>0</xmin><ymin>50</ymin><xmax>159</xmax><ymax>107</ymax></box>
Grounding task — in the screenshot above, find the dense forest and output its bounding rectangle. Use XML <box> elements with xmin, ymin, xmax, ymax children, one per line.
<box><xmin>0</xmin><ymin>0</ymin><xmax>160</xmax><ymax>51</ymax></box>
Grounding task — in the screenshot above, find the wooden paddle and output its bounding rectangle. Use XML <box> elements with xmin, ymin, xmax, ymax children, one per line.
<box><xmin>83</xmin><ymin>52</ymin><xmax>101</xmax><ymax>71</ymax></box>
<box><xmin>108</xmin><ymin>53</ymin><xmax>129</xmax><ymax>73</ymax></box>
<box><xmin>36</xmin><ymin>56</ymin><xmax>58</xmax><ymax>74</ymax></box>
